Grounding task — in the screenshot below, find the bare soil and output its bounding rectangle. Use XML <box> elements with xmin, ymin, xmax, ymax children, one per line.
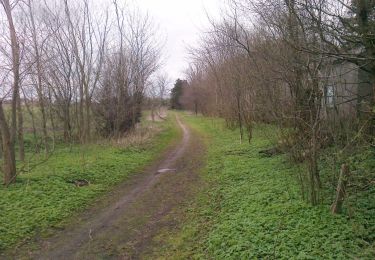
<box><xmin>6</xmin><ymin>115</ymin><xmax>205</xmax><ymax>259</ymax></box>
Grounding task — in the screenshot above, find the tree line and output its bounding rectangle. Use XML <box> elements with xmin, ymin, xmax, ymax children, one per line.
<box><xmin>178</xmin><ymin>0</ymin><xmax>374</xmax><ymax>206</ymax></box>
<box><xmin>0</xmin><ymin>0</ymin><xmax>164</xmax><ymax>186</ymax></box>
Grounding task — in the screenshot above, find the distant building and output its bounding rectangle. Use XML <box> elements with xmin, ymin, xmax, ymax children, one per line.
<box><xmin>323</xmin><ymin>60</ymin><xmax>372</xmax><ymax>122</ymax></box>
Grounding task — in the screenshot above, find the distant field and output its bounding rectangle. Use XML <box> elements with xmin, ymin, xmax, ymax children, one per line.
<box><xmin>0</xmin><ymin>113</ymin><xmax>179</xmax><ymax>251</ymax></box>
<box><xmin>153</xmin><ymin>113</ymin><xmax>375</xmax><ymax>259</ymax></box>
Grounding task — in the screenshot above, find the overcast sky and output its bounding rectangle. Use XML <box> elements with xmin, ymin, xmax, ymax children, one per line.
<box><xmin>134</xmin><ymin>0</ymin><xmax>223</xmax><ymax>82</ymax></box>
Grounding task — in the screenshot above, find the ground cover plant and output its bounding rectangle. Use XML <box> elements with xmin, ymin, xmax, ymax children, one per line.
<box><xmin>158</xmin><ymin>114</ymin><xmax>375</xmax><ymax>259</ymax></box>
<box><xmin>0</xmin><ymin>116</ymin><xmax>179</xmax><ymax>251</ymax></box>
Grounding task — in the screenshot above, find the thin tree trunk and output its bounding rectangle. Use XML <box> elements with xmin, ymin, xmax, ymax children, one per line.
<box><xmin>331</xmin><ymin>164</ymin><xmax>350</xmax><ymax>214</ymax></box>
<box><xmin>40</xmin><ymin>100</ymin><xmax>49</xmax><ymax>153</ymax></box>
<box><xmin>236</xmin><ymin>94</ymin><xmax>243</xmax><ymax>143</ymax></box>
<box><xmin>48</xmin><ymin>98</ymin><xmax>56</xmax><ymax>152</ymax></box>
<box><xmin>28</xmin><ymin>0</ymin><xmax>49</xmax><ymax>153</ymax></box>
<box><xmin>79</xmin><ymin>83</ymin><xmax>84</xmax><ymax>142</ymax></box>
<box><xmin>23</xmin><ymin>95</ymin><xmax>38</xmax><ymax>152</ymax></box>
<box><xmin>17</xmin><ymin>93</ymin><xmax>24</xmax><ymax>162</ymax></box>
<box><xmin>151</xmin><ymin>102</ymin><xmax>155</xmax><ymax>122</ymax></box>
<box><xmin>0</xmin><ymin>128</ymin><xmax>2</xmax><ymax>159</ymax></box>
<box><xmin>85</xmin><ymin>84</ymin><xmax>90</xmax><ymax>142</ymax></box>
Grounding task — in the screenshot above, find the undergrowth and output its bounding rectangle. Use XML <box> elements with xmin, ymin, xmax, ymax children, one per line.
<box><xmin>159</xmin><ymin>113</ymin><xmax>374</xmax><ymax>259</ymax></box>
<box><xmin>0</xmin><ymin>115</ymin><xmax>178</xmax><ymax>251</ymax></box>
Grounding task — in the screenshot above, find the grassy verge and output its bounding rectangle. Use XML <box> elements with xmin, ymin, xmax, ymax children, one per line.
<box><xmin>0</xmin><ymin>114</ymin><xmax>179</xmax><ymax>251</ymax></box>
<box><xmin>159</xmin><ymin>113</ymin><xmax>374</xmax><ymax>259</ymax></box>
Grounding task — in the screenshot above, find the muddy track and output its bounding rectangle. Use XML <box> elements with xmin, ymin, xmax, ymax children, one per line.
<box><xmin>7</xmin><ymin>115</ymin><xmax>205</xmax><ymax>260</ymax></box>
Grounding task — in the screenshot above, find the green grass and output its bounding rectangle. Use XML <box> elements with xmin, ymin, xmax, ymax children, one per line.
<box><xmin>0</xmin><ymin>115</ymin><xmax>179</xmax><ymax>251</ymax></box>
<box><xmin>161</xmin><ymin>114</ymin><xmax>375</xmax><ymax>259</ymax></box>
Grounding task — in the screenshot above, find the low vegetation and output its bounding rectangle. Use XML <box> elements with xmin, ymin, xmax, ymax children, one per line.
<box><xmin>0</xmin><ymin>116</ymin><xmax>178</xmax><ymax>251</ymax></box>
<box><xmin>156</xmin><ymin>114</ymin><xmax>374</xmax><ymax>259</ymax></box>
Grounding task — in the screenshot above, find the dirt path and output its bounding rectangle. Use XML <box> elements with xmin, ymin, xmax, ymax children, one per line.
<box><xmin>9</xmin><ymin>115</ymin><xmax>205</xmax><ymax>259</ymax></box>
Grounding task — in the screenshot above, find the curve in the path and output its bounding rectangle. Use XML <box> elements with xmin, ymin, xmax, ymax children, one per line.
<box><xmin>20</xmin><ymin>114</ymin><xmax>203</xmax><ymax>259</ymax></box>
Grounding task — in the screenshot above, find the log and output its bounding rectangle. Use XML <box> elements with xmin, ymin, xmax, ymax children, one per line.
<box><xmin>259</xmin><ymin>147</ymin><xmax>282</xmax><ymax>157</ymax></box>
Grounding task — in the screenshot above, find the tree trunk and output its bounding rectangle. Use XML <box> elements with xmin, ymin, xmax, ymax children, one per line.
<box><xmin>1</xmin><ymin>0</ymin><xmax>20</xmax><ymax>184</ymax></box>
<box><xmin>79</xmin><ymin>83</ymin><xmax>85</xmax><ymax>142</ymax></box>
<box><xmin>40</xmin><ymin>100</ymin><xmax>49</xmax><ymax>153</ymax></box>
<box><xmin>23</xmin><ymin>96</ymin><xmax>38</xmax><ymax>151</ymax></box>
<box><xmin>2</xmin><ymin>0</ymin><xmax>20</xmax><ymax>150</ymax></box>
<box><xmin>63</xmin><ymin>109</ymin><xmax>72</xmax><ymax>142</ymax></box>
<box><xmin>151</xmin><ymin>102</ymin><xmax>155</xmax><ymax>122</ymax></box>
<box><xmin>49</xmin><ymin>108</ymin><xmax>56</xmax><ymax>151</ymax></box>
<box><xmin>331</xmin><ymin>164</ymin><xmax>350</xmax><ymax>214</ymax></box>
<box><xmin>236</xmin><ymin>94</ymin><xmax>243</xmax><ymax>143</ymax></box>
<box><xmin>0</xmin><ymin>104</ymin><xmax>16</xmax><ymax>186</ymax></box>
<box><xmin>85</xmin><ymin>90</ymin><xmax>91</xmax><ymax>142</ymax></box>
<box><xmin>0</xmin><ymin>128</ymin><xmax>2</xmax><ymax>159</ymax></box>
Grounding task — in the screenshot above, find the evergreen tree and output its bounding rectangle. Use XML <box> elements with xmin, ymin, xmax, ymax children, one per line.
<box><xmin>170</xmin><ymin>79</ymin><xmax>187</xmax><ymax>110</ymax></box>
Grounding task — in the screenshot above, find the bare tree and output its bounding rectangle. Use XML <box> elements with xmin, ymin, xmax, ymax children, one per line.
<box><xmin>0</xmin><ymin>0</ymin><xmax>21</xmax><ymax>184</ymax></box>
<box><xmin>0</xmin><ymin>0</ymin><xmax>164</xmax><ymax>185</ymax></box>
<box><xmin>93</xmin><ymin>1</ymin><xmax>162</xmax><ymax>137</ymax></box>
<box><xmin>24</xmin><ymin>0</ymin><xmax>49</xmax><ymax>152</ymax></box>
<box><xmin>148</xmin><ymin>73</ymin><xmax>169</xmax><ymax>121</ymax></box>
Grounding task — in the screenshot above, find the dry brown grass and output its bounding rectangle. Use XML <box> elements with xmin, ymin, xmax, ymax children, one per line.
<box><xmin>146</xmin><ymin>108</ymin><xmax>168</xmax><ymax>122</ymax></box>
<box><xmin>112</xmin><ymin>123</ymin><xmax>163</xmax><ymax>148</ymax></box>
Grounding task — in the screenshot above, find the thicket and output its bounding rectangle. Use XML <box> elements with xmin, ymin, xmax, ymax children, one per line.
<box><xmin>180</xmin><ymin>0</ymin><xmax>375</xmax><ymax>207</ymax></box>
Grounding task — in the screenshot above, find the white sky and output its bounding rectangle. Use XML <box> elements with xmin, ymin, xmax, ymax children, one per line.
<box><xmin>134</xmin><ymin>0</ymin><xmax>223</xmax><ymax>81</ymax></box>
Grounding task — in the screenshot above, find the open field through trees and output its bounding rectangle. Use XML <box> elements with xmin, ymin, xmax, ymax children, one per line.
<box><xmin>0</xmin><ymin>0</ymin><xmax>164</xmax><ymax>185</ymax></box>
